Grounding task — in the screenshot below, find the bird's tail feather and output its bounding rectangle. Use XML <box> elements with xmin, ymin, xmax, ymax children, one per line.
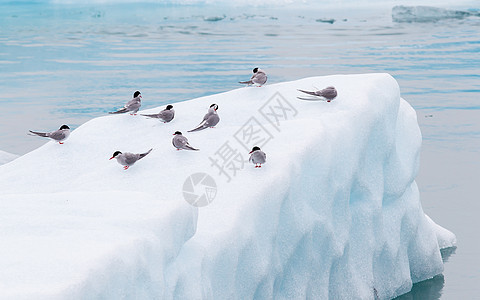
<box><xmin>187</xmin><ymin>126</ymin><xmax>205</xmax><ymax>133</ymax></box>
<box><xmin>140</xmin><ymin>113</ymin><xmax>158</xmax><ymax>118</ymax></box>
<box><xmin>188</xmin><ymin>121</ymin><xmax>207</xmax><ymax>132</ymax></box>
<box><xmin>139</xmin><ymin>148</ymin><xmax>153</xmax><ymax>159</ymax></box>
<box><xmin>185</xmin><ymin>144</ymin><xmax>199</xmax><ymax>151</ymax></box>
<box><xmin>28</xmin><ymin>130</ymin><xmax>48</xmax><ymax>137</ymax></box>
<box><xmin>239</xmin><ymin>80</ymin><xmax>253</xmax><ymax>85</ymax></box>
<box><xmin>297</xmin><ymin>89</ymin><xmax>317</xmax><ymax>96</ymax></box>
<box><xmin>109</xmin><ymin>108</ymin><xmax>128</xmax><ymax>114</ymax></box>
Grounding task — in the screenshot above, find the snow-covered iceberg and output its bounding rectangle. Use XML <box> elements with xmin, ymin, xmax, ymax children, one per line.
<box><xmin>0</xmin><ymin>73</ymin><xmax>455</xmax><ymax>299</ymax></box>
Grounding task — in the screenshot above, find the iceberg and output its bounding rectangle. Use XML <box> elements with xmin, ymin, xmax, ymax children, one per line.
<box><xmin>0</xmin><ymin>73</ymin><xmax>455</xmax><ymax>299</ymax></box>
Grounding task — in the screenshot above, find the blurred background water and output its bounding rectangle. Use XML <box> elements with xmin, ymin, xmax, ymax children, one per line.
<box><xmin>0</xmin><ymin>0</ymin><xmax>479</xmax><ymax>298</ymax></box>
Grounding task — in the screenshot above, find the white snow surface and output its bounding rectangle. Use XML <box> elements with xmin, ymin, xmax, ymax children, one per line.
<box><xmin>0</xmin><ymin>150</ymin><xmax>18</xmax><ymax>165</ymax></box>
<box><xmin>0</xmin><ymin>73</ymin><xmax>455</xmax><ymax>299</ymax></box>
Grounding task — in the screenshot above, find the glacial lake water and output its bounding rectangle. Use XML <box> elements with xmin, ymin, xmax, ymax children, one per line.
<box><xmin>0</xmin><ymin>1</ymin><xmax>479</xmax><ymax>298</ymax></box>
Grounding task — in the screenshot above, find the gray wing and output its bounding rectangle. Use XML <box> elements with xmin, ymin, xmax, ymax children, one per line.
<box><xmin>260</xmin><ymin>151</ymin><xmax>266</xmax><ymax>163</ymax></box>
<box><xmin>124</xmin><ymin>97</ymin><xmax>141</xmax><ymax>113</ymax></box>
<box><xmin>110</xmin><ymin>97</ymin><xmax>141</xmax><ymax>114</ymax></box>
<box><xmin>123</xmin><ymin>152</ymin><xmax>140</xmax><ymax>165</ymax></box>
<box><xmin>142</xmin><ymin>109</ymin><xmax>174</xmax><ymax>122</ymax></box>
<box><xmin>164</xmin><ymin>110</ymin><xmax>175</xmax><ymax>122</ymax></box>
<box><xmin>174</xmin><ymin>136</ymin><xmax>198</xmax><ymax>150</ymax></box>
<box><xmin>205</xmin><ymin>114</ymin><xmax>220</xmax><ymax>127</ymax></box>
<box><xmin>173</xmin><ymin>135</ymin><xmax>187</xmax><ymax>148</ymax></box>
<box><xmin>252</xmin><ymin>72</ymin><xmax>267</xmax><ymax>85</ymax></box>
<box><xmin>158</xmin><ymin>109</ymin><xmax>174</xmax><ymax>122</ymax></box>
<box><xmin>203</xmin><ymin>110</ymin><xmax>214</xmax><ymax>122</ymax></box>
<box><xmin>252</xmin><ymin>151</ymin><xmax>266</xmax><ymax>164</ymax></box>
<box><xmin>47</xmin><ymin>130</ymin><xmax>67</xmax><ymax>141</ymax></box>
<box><xmin>188</xmin><ymin>113</ymin><xmax>219</xmax><ymax>132</ymax></box>
<box><xmin>320</xmin><ymin>87</ymin><xmax>337</xmax><ymax>100</ymax></box>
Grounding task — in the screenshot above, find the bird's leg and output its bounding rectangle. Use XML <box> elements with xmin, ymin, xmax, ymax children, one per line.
<box><xmin>59</xmin><ymin>142</ymin><xmax>64</xmax><ymax>144</ymax></box>
<box><xmin>124</xmin><ymin>166</ymin><xmax>129</xmax><ymax>170</ymax></box>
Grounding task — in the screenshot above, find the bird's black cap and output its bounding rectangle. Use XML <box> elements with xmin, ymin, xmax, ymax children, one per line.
<box><xmin>166</xmin><ymin>105</ymin><xmax>173</xmax><ymax>110</ymax></box>
<box><xmin>251</xmin><ymin>146</ymin><xmax>261</xmax><ymax>152</ymax></box>
<box><xmin>133</xmin><ymin>91</ymin><xmax>141</xmax><ymax>98</ymax></box>
<box><xmin>112</xmin><ymin>151</ymin><xmax>122</xmax><ymax>158</ymax></box>
<box><xmin>253</xmin><ymin>67</ymin><xmax>259</xmax><ymax>73</ymax></box>
<box><xmin>174</xmin><ymin>131</ymin><xmax>182</xmax><ymax>135</ymax></box>
<box><xmin>59</xmin><ymin>125</ymin><xmax>70</xmax><ymax>130</ymax></box>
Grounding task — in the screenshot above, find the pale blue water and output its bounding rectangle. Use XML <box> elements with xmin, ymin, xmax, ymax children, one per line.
<box><xmin>0</xmin><ymin>1</ymin><xmax>479</xmax><ymax>298</ymax></box>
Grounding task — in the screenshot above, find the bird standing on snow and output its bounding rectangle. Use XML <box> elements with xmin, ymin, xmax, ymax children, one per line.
<box><xmin>141</xmin><ymin>104</ymin><xmax>175</xmax><ymax>123</ymax></box>
<box><xmin>239</xmin><ymin>67</ymin><xmax>267</xmax><ymax>86</ymax></box>
<box><xmin>28</xmin><ymin>125</ymin><xmax>70</xmax><ymax>144</ymax></box>
<box><xmin>172</xmin><ymin>131</ymin><xmax>199</xmax><ymax>151</ymax></box>
<box><xmin>297</xmin><ymin>86</ymin><xmax>337</xmax><ymax>102</ymax></box>
<box><xmin>109</xmin><ymin>91</ymin><xmax>142</xmax><ymax>115</ymax></box>
<box><xmin>249</xmin><ymin>146</ymin><xmax>266</xmax><ymax>168</ymax></box>
<box><xmin>109</xmin><ymin>148</ymin><xmax>153</xmax><ymax>170</ymax></box>
<box><xmin>188</xmin><ymin>104</ymin><xmax>220</xmax><ymax>132</ymax></box>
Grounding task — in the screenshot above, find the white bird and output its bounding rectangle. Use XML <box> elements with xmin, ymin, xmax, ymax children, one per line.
<box><xmin>109</xmin><ymin>148</ymin><xmax>152</xmax><ymax>170</ymax></box>
<box><xmin>172</xmin><ymin>131</ymin><xmax>199</xmax><ymax>151</ymax></box>
<box><xmin>188</xmin><ymin>104</ymin><xmax>220</xmax><ymax>132</ymax></box>
<box><xmin>239</xmin><ymin>67</ymin><xmax>268</xmax><ymax>86</ymax></box>
<box><xmin>297</xmin><ymin>86</ymin><xmax>337</xmax><ymax>102</ymax></box>
<box><xmin>109</xmin><ymin>91</ymin><xmax>142</xmax><ymax>115</ymax></box>
<box><xmin>141</xmin><ymin>104</ymin><xmax>175</xmax><ymax>123</ymax></box>
<box><xmin>28</xmin><ymin>125</ymin><xmax>70</xmax><ymax>144</ymax></box>
<box><xmin>249</xmin><ymin>146</ymin><xmax>266</xmax><ymax>168</ymax></box>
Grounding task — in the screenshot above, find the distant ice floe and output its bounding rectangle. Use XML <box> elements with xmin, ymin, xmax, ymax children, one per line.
<box><xmin>203</xmin><ymin>15</ymin><xmax>226</xmax><ymax>22</ymax></box>
<box><xmin>392</xmin><ymin>5</ymin><xmax>480</xmax><ymax>23</ymax></box>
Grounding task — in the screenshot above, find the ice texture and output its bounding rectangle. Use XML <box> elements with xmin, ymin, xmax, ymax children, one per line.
<box><xmin>0</xmin><ymin>150</ymin><xmax>18</xmax><ymax>165</ymax></box>
<box><xmin>0</xmin><ymin>74</ymin><xmax>455</xmax><ymax>299</ymax></box>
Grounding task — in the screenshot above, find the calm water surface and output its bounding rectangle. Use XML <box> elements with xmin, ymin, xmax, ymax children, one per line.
<box><xmin>0</xmin><ymin>2</ymin><xmax>479</xmax><ymax>299</ymax></box>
